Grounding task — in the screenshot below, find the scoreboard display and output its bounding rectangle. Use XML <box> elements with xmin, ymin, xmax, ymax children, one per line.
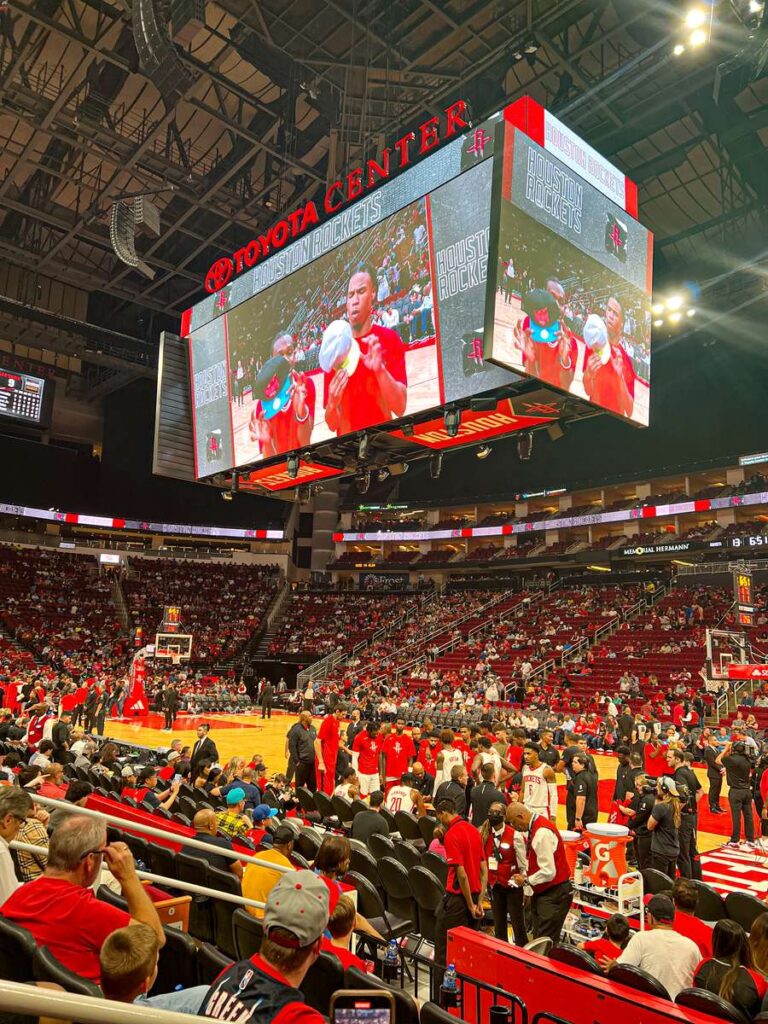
<box><xmin>734</xmin><ymin>569</ymin><xmax>756</xmax><ymax>627</ymax></box>
<box><xmin>0</xmin><ymin>367</ymin><xmax>53</xmax><ymax>427</ymax></box>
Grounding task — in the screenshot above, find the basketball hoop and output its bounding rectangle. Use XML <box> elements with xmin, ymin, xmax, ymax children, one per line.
<box><xmin>170</xmin><ymin>652</ymin><xmax>182</xmax><ymax>667</ymax></box>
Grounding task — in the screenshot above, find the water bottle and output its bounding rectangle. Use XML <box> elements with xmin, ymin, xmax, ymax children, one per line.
<box><xmin>441</xmin><ymin>963</ymin><xmax>459</xmax><ymax>1007</ymax></box>
<box><xmin>383</xmin><ymin>939</ymin><xmax>399</xmax><ymax>981</ymax></box>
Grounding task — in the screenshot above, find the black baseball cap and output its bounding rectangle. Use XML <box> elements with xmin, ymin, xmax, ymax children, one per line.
<box><xmin>647</xmin><ymin>894</ymin><xmax>675</xmax><ymax>922</ymax></box>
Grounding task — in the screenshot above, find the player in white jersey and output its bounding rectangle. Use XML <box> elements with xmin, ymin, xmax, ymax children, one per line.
<box><xmin>433</xmin><ymin>730</ymin><xmax>466</xmax><ymax>795</ymax></box>
<box><xmin>385</xmin><ymin>776</ymin><xmax>421</xmax><ymax>815</ymax></box>
<box><xmin>521</xmin><ymin>742</ymin><xmax>558</xmax><ymax>820</ymax></box>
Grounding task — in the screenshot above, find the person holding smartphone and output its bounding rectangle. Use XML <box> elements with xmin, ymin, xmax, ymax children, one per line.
<box><xmin>200</xmin><ymin>870</ymin><xmax>328</xmax><ymax>1024</ymax></box>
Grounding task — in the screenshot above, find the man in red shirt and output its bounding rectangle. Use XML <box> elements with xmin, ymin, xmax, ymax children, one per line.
<box><xmin>433</xmin><ymin>795</ymin><xmax>487</xmax><ymax>1000</ymax></box>
<box><xmin>418</xmin><ymin>732</ymin><xmax>440</xmax><ymax>776</ymax></box>
<box><xmin>315</xmin><ymin>706</ymin><xmax>346</xmax><ymax>795</ymax></box>
<box><xmin>582</xmin><ymin>296</ymin><xmax>636</xmax><ymax>419</ymax></box>
<box><xmin>249</xmin><ymin>333</ymin><xmax>316</xmax><ymax>458</ymax></box>
<box><xmin>671</xmin><ymin>878</ymin><xmax>713</xmax><ymax>957</ymax></box>
<box><xmin>644</xmin><ymin>733</ymin><xmax>669</xmax><ymax>778</ymax></box>
<box><xmin>380</xmin><ymin>717</ymin><xmax>415</xmax><ymax>792</ymax></box>
<box><xmin>0</xmin><ymin>814</ymin><xmax>164</xmax><ymax>983</ymax></box>
<box><xmin>200</xmin><ymin>870</ymin><xmax>327</xmax><ymax>1024</ymax></box>
<box><xmin>351</xmin><ymin>722</ymin><xmax>382</xmax><ymax>797</ymax></box>
<box><xmin>323</xmin><ymin>268</ymin><xmax>407</xmax><ymax>435</ymax></box>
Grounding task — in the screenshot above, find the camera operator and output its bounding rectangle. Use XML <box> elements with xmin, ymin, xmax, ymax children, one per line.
<box><xmin>717</xmin><ymin>740</ymin><xmax>756</xmax><ymax>848</ymax></box>
<box><xmin>667</xmin><ymin>748</ymin><xmax>702</xmax><ymax>879</ymax></box>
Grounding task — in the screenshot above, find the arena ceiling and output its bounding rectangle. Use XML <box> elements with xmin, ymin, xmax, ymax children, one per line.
<box><xmin>0</xmin><ymin>0</ymin><xmax>766</xmax><ymax>395</ymax></box>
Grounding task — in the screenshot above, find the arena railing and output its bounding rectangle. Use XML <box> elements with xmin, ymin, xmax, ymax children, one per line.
<box><xmin>11</xmin><ymin>836</ymin><xmax>268</xmax><ymax>912</ymax></box>
<box><xmin>25</xmin><ymin>794</ymin><xmax>295</xmax><ymax>879</ymax></box>
<box><xmin>0</xmin><ymin>980</ymin><xmax>211</xmax><ymax>1024</ymax></box>
<box><xmin>366</xmin><ymin>587</ymin><xmax>527</xmax><ymax>685</ymax></box>
<box><xmin>361</xmin><ymin>935</ymin><xmax>527</xmax><ymax>1024</ymax></box>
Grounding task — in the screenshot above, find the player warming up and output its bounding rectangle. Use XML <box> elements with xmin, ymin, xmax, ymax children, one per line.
<box><xmin>250</xmin><ymin>331</ymin><xmax>315</xmax><ymax>457</ymax></box>
<box><xmin>323</xmin><ymin>267</ymin><xmax>407</xmax><ymax>435</ymax></box>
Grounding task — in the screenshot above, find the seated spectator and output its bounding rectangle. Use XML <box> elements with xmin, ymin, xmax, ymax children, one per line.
<box><xmin>695</xmin><ymin>920</ymin><xmax>767</xmax><ymax>1019</ymax></box>
<box><xmin>15</xmin><ymin>778</ymin><xmax>49</xmax><ymax>882</ymax></box>
<box><xmin>36</xmin><ymin>763</ymin><xmax>68</xmax><ymax>800</ymax></box>
<box><xmin>315</xmin><ymin>836</ymin><xmax>384</xmax><ymax>942</ymax></box>
<box><xmin>748</xmin><ymin>911</ymin><xmax>768</xmax><ymax>976</ymax></box>
<box><xmin>581</xmin><ymin>913</ymin><xmax>630</xmax><ymax>963</ymax></box>
<box><xmin>215</xmin><ymin>767</ymin><xmax>263</xmax><ymax>813</ymax></box>
<box><xmin>0</xmin><ymin>814</ymin><xmax>165</xmax><ymax>982</ymax></box>
<box><xmin>351</xmin><ymin>790</ymin><xmax>389</xmax><ymax>843</ymax></box>
<box><xmin>47</xmin><ymin>780</ymin><xmax>93</xmax><ymax>831</ymax></box>
<box><xmin>242</xmin><ymin>824</ymin><xmax>296</xmax><ymax>919</ymax></box>
<box><xmin>192</xmin><ymin>809</ymin><xmax>243</xmax><ymax>880</ymax></box>
<box><xmin>0</xmin><ymin>786</ymin><xmax>33</xmax><ymax>902</ymax></box>
<box><xmin>200</xmin><ymin>870</ymin><xmax>328</xmax><ymax>1024</ymax></box>
<box><xmin>29</xmin><ymin>740</ymin><xmax>54</xmax><ymax>770</ymax></box>
<box><xmin>428</xmin><ymin>825</ymin><xmax>447</xmax><ymax>859</ymax></box>
<box><xmin>601</xmin><ymin>894</ymin><xmax>700</xmax><ymax>999</ymax></box>
<box><xmin>100</xmin><ymin>923</ymin><xmax>209</xmax><ymax>1013</ymax></box>
<box><xmin>138</xmin><ymin>766</ymin><xmax>180</xmax><ymax>812</ymax></box>
<box><xmin>320</xmin><ymin>894</ymin><xmax>374</xmax><ymax>972</ymax></box>
<box><xmin>215</xmin><ymin>788</ymin><xmax>253</xmax><ymax>842</ymax></box>
<box><xmin>671</xmin><ymin>878</ymin><xmax>713</xmax><ymax>958</ymax></box>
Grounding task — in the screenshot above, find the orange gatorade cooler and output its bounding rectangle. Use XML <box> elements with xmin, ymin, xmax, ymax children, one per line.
<box><xmin>560</xmin><ymin>829</ymin><xmax>585</xmax><ymax>878</ymax></box>
<box><xmin>585</xmin><ymin>823</ymin><xmax>631</xmax><ymax>888</ymax></box>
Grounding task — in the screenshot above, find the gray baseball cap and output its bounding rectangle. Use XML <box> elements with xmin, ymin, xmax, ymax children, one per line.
<box><xmin>262</xmin><ymin>869</ymin><xmax>329</xmax><ymax>948</ymax></box>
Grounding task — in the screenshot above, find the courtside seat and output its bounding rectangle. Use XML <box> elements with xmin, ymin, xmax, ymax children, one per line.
<box><xmin>408</xmin><ymin>866</ymin><xmax>443</xmax><ymax>941</ymax></box>
<box><xmin>0</xmin><ymin>917</ymin><xmax>36</xmax><ymax>982</ymax></box>
<box><xmin>34</xmin><ymin>946</ymin><xmax>102</xmax><ymax>997</ymax></box>
<box><xmin>378</xmin><ymin>857</ymin><xmax>418</xmax><ymax>923</ymax></box>
<box><xmin>232</xmin><ymin>906</ymin><xmax>263</xmax><ymax>960</ymax></box>
<box><xmin>610</xmin><ymin>963</ymin><xmax>670</xmax><ymax>1000</ymax></box>
<box><xmin>300</xmin><ymin>951</ymin><xmax>344</xmax><ymax>1016</ymax></box>
<box><xmin>343</xmin><ymin>870</ymin><xmax>413</xmax><ymax>938</ymax></box>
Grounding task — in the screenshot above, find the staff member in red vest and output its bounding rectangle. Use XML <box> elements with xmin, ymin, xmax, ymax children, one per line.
<box><xmin>432</xmin><ymin>796</ymin><xmax>487</xmax><ymax>1001</ymax></box>
<box><xmin>508</xmin><ymin>803</ymin><xmax>572</xmax><ymax>943</ymax></box>
<box><xmin>479</xmin><ymin>801</ymin><xmax>527</xmax><ymax>945</ymax></box>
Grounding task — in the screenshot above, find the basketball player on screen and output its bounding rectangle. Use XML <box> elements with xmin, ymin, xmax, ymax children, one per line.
<box><xmin>249</xmin><ymin>331</ymin><xmax>315</xmax><ymax>457</ymax></box>
<box><xmin>324</xmin><ymin>267</ymin><xmax>407</xmax><ymax>435</ymax></box>
<box><xmin>582</xmin><ymin>296</ymin><xmax>635</xmax><ymax>419</ymax></box>
<box><xmin>517</xmin><ymin>278</ymin><xmax>578</xmax><ymax>393</ymax></box>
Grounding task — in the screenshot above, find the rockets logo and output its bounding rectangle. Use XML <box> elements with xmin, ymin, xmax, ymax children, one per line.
<box><xmin>467</xmin><ymin>128</ymin><xmax>490</xmax><ymax>158</ymax></box>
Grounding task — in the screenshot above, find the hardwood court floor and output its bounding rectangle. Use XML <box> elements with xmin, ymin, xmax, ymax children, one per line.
<box><xmin>104</xmin><ymin>712</ymin><xmax>725</xmax><ymax>854</ymax></box>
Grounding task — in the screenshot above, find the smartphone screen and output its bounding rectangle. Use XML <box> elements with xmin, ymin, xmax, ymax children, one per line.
<box><xmin>330</xmin><ymin>991</ymin><xmax>394</xmax><ymax>1023</ymax></box>
<box><xmin>333</xmin><ymin>1009</ymin><xmax>391</xmax><ymax>1023</ymax></box>
<box><xmin>173</xmin><ymin>774</ymin><xmax>182</xmax><ymax>783</ymax></box>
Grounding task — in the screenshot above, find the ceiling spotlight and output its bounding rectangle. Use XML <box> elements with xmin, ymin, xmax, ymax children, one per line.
<box><xmin>673</xmin><ymin>43</ymin><xmax>686</xmax><ymax>55</ymax></box>
<box><xmin>668</xmin><ymin>311</ymin><xmax>683</xmax><ymax>323</ymax></box>
<box><xmin>689</xmin><ymin>27</ymin><xmax>708</xmax><ymax>45</ymax></box>
<box><xmin>749</xmin><ymin>0</ymin><xmax>763</xmax><ymax>12</ymax></box>
<box><xmin>429</xmin><ymin>452</ymin><xmax>443</xmax><ymax>479</ymax></box>
<box><xmin>652</xmin><ymin>303</ymin><xmax>665</xmax><ymax>314</ymax></box>
<box><xmin>221</xmin><ymin>491</ymin><xmax>233</xmax><ymax>502</ymax></box>
<box><xmin>517</xmin><ymin>432</ymin><xmax>533</xmax><ymax>461</ymax></box>
<box><xmin>685</xmin><ymin>7</ymin><xmax>707</xmax><ymax>28</ymax></box>
<box><xmin>524</xmin><ymin>39</ymin><xmax>539</xmax><ymax>53</ymax></box>
<box><xmin>653</xmin><ymin>319</ymin><xmax>664</xmax><ymax>327</ymax></box>
<box><xmin>476</xmin><ymin>445</ymin><xmax>492</xmax><ymax>460</ymax></box>
<box><xmin>356</xmin><ymin>470</ymin><xmax>371</xmax><ymax>494</ymax></box>
<box><xmin>666</xmin><ymin>294</ymin><xmax>684</xmax><ymax>311</ymax></box>
<box><xmin>287</xmin><ymin>452</ymin><xmax>300</xmax><ymax>480</ymax></box>
<box><xmin>443</xmin><ymin>407</ymin><xmax>461</xmax><ymax>438</ymax></box>
<box><xmin>377</xmin><ymin>468</ymin><xmax>390</xmax><ymax>482</ymax></box>
<box><xmin>687</xmin><ymin>308</ymin><xmax>696</xmax><ymax>317</ymax></box>
<box><xmin>358</xmin><ymin>433</ymin><xmax>371</xmax><ymax>460</ymax></box>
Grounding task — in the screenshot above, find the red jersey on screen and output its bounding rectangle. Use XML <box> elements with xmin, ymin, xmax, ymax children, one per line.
<box><xmin>585</xmin><ymin>342</ymin><xmax>635</xmax><ymax>416</ymax></box>
<box><xmin>323</xmin><ymin>324</ymin><xmax>406</xmax><ymax>434</ymax></box>
<box><xmin>522</xmin><ymin>322</ymin><xmax>578</xmax><ymax>387</ymax></box>
<box><xmin>352</xmin><ymin>732</ymin><xmax>382</xmax><ymax>774</ymax></box>
<box><xmin>381</xmin><ymin>733</ymin><xmax>415</xmax><ymax>779</ymax></box>
<box><xmin>318</xmin><ymin>714</ymin><xmax>340</xmax><ymax>759</ymax></box>
<box><xmin>253</xmin><ymin>374</ymin><xmax>316</xmax><ymax>457</ymax></box>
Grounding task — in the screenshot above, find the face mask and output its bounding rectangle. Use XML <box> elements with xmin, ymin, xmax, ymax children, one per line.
<box><xmin>488</xmin><ymin>813</ymin><xmax>505</xmax><ymax>827</ymax></box>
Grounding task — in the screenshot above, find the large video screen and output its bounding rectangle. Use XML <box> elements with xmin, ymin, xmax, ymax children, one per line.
<box><xmin>484</xmin><ymin>124</ymin><xmax>653</xmax><ymax>426</ymax></box>
<box><xmin>188</xmin><ymin>115</ymin><xmax>519</xmax><ymax>476</ymax></box>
